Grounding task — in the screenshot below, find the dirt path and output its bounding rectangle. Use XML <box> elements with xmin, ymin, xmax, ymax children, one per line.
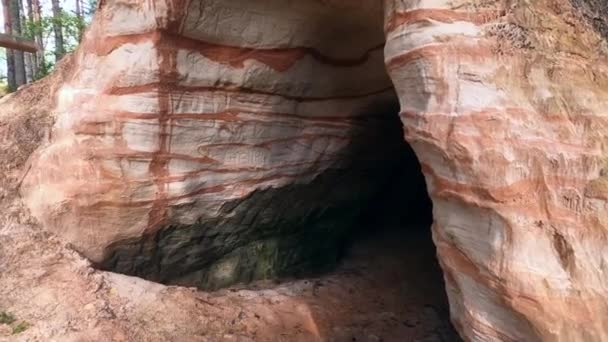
<box><xmin>236</xmin><ymin>226</ymin><xmax>461</xmax><ymax>342</ymax></box>
<box><xmin>1</xmin><ymin>212</ymin><xmax>460</xmax><ymax>342</ymax></box>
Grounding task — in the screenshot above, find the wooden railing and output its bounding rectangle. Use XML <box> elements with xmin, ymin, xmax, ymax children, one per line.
<box><xmin>0</xmin><ymin>33</ymin><xmax>39</xmax><ymax>53</ymax></box>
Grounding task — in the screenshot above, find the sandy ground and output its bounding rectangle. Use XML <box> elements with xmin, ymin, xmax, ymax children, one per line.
<box><xmin>0</xmin><ymin>202</ymin><xmax>460</xmax><ymax>342</ymax></box>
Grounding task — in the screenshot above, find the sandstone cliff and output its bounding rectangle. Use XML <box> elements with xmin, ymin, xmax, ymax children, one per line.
<box><xmin>384</xmin><ymin>0</ymin><xmax>608</xmax><ymax>340</ymax></box>
<box><xmin>21</xmin><ymin>0</ymin><xmax>404</xmax><ymax>290</ymax></box>
<box><xmin>5</xmin><ymin>0</ymin><xmax>608</xmax><ymax>341</ymax></box>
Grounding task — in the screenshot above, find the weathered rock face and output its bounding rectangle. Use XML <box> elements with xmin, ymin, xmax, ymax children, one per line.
<box><xmin>21</xmin><ymin>0</ymin><xmax>404</xmax><ymax>290</ymax></box>
<box><xmin>18</xmin><ymin>0</ymin><xmax>608</xmax><ymax>340</ymax></box>
<box><xmin>384</xmin><ymin>0</ymin><xmax>608</xmax><ymax>340</ymax></box>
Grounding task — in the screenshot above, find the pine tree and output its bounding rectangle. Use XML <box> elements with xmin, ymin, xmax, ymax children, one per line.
<box><xmin>9</xmin><ymin>0</ymin><xmax>26</xmax><ymax>87</ymax></box>
<box><xmin>51</xmin><ymin>0</ymin><xmax>64</xmax><ymax>61</ymax></box>
<box><xmin>20</xmin><ymin>0</ymin><xmax>34</xmax><ymax>82</ymax></box>
<box><xmin>2</xmin><ymin>0</ymin><xmax>16</xmax><ymax>90</ymax></box>
<box><xmin>31</xmin><ymin>0</ymin><xmax>43</xmax><ymax>78</ymax></box>
<box><xmin>75</xmin><ymin>0</ymin><xmax>83</xmax><ymax>40</ymax></box>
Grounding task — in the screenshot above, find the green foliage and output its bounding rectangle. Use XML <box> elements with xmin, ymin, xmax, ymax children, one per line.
<box><xmin>18</xmin><ymin>5</ymin><xmax>96</xmax><ymax>80</ymax></box>
<box><xmin>0</xmin><ymin>49</ymin><xmax>5</xmax><ymax>80</ymax></box>
<box><xmin>56</xmin><ymin>11</ymin><xmax>86</xmax><ymax>51</ymax></box>
<box><xmin>22</xmin><ymin>16</ymin><xmax>48</xmax><ymax>41</ymax></box>
<box><xmin>23</xmin><ymin>11</ymin><xmax>85</xmax><ymax>46</ymax></box>
<box><xmin>12</xmin><ymin>321</ymin><xmax>30</xmax><ymax>335</ymax></box>
<box><xmin>0</xmin><ymin>311</ymin><xmax>30</xmax><ymax>335</ymax></box>
<box><xmin>0</xmin><ymin>311</ymin><xmax>16</xmax><ymax>325</ymax></box>
<box><xmin>0</xmin><ymin>82</ymin><xmax>8</xmax><ymax>96</ymax></box>
<box><xmin>36</xmin><ymin>58</ymin><xmax>56</xmax><ymax>80</ymax></box>
<box><xmin>1</xmin><ymin>1</ymin><xmax>98</xmax><ymax>85</ymax></box>
<box><xmin>86</xmin><ymin>0</ymin><xmax>98</xmax><ymax>16</ymax></box>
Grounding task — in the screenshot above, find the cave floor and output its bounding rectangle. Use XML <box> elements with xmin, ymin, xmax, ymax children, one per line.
<box><xmin>227</xmin><ymin>226</ymin><xmax>461</xmax><ymax>342</ymax></box>
<box><xmin>0</xmin><ymin>204</ymin><xmax>461</xmax><ymax>341</ymax></box>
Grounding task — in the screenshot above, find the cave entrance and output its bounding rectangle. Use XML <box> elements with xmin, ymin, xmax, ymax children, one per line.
<box><xmin>226</xmin><ymin>106</ymin><xmax>461</xmax><ymax>341</ymax></box>
<box><xmin>327</xmin><ymin>112</ymin><xmax>460</xmax><ymax>340</ymax></box>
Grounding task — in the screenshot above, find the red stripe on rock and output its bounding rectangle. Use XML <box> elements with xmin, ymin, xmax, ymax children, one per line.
<box><xmin>91</xmin><ymin>168</ymin><xmax>325</xmax><ymax>209</ymax></box>
<box><xmin>84</xmin><ymin>30</ymin><xmax>384</xmax><ymax>72</ymax></box>
<box><xmin>386</xmin><ymin>41</ymin><xmax>494</xmax><ymax>70</ymax></box>
<box><xmin>146</xmin><ymin>29</ymin><xmax>180</xmax><ymax>233</ymax></box>
<box><xmin>420</xmin><ymin>163</ymin><xmax>589</xmax><ymax>204</ymax></box>
<box><xmin>111</xmin><ymin>110</ymin><xmax>370</xmax><ymax>125</ymax></box>
<box><xmin>104</xmin><ymin>82</ymin><xmax>395</xmax><ymax>102</ymax></box>
<box><xmin>385</xmin><ymin>8</ymin><xmax>504</xmax><ymax>33</ymax></box>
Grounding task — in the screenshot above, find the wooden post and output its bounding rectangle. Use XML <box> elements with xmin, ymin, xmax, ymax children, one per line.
<box><xmin>0</xmin><ymin>32</ymin><xmax>38</xmax><ymax>53</ymax></box>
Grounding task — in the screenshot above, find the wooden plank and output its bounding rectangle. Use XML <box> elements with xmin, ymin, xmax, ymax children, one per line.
<box><xmin>0</xmin><ymin>33</ymin><xmax>39</xmax><ymax>53</ymax></box>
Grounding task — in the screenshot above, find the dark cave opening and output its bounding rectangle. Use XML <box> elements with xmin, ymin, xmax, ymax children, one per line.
<box><xmin>336</xmin><ymin>111</ymin><xmax>459</xmax><ymax>339</ymax></box>
<box><xmin>341</xmin><ymin>114</ymin><xmax>434</xmax><ymax>253</ymax></box>
<box><xmin>306</xmin><ymin>106</ymin><xmax>462</xmax><ymax>340</ymax></box>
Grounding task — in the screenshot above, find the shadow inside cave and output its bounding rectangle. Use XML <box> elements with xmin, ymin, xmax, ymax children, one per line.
<box><xmin>227</xmin><ymin>112</ymin><xmax>463</xmax><ymax>341</ymax></box>
<box><xmin>321</xmin><ymin>132</ymin><xmax>462</xmax><ymax>341</ymax></box>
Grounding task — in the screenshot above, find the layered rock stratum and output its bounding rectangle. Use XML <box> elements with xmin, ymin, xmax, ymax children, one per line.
<box><xmin>3</xmin><ymin>0</ymin><xmax>607</xmax><ymax>340</ymax></box>
<box><xmin>384</xmin><ymin>0</ymin><xmax>608</xmax><ymax>340</ymax></box>
<box><xmin>21</xmin><ymin>0</ymin><xmax>405</xmax><ymax>290</ymax></box>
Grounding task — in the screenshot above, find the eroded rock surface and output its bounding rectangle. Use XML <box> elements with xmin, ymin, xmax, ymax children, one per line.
<box><xmin>11</xmin><ymin>0</ymin><xmax>608</xmax><ymax>341</ymax></box>
<box><xmin>21</xmin><ymin>0</ymin><xmax>402</xmax><ymax>289</ymax></box>
<box><xmin>385</xmin><ymin>0</ymin><xmax>608</xmax><ymax>340</ymax></box>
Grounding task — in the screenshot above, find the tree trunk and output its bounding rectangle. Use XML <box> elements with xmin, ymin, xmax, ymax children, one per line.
<box><xmin>31</xmin><ymin>0</ymin><xmax>43</xmax><ymax>77</ymax></box>
<box><xmin>19</xmin><ymin>0</ymin><xmax>33</xmax><ymax>82</ymax></box>
<box><xmin>24</xmin><ymin>0</ymin><xmax>36</xmax><ymax>80</ymax></box>
<box><xmin>2</xmin><ymin>0</ymin><xmax>15</xmax><ymax>90</ymax></box>
<box><xmin>75</xmin><ymin>0</ymin><xmax>83</xmax><ymax>40</ymax></box>
<box><xmin>9</xmin><ymin>0</ymin><xmax>26</xmax><ymax>87</ymax></box>
<box><xmin>51</xmin><ymin>0</ymin><xmax>64</xmax><ymax>62</ymax></box>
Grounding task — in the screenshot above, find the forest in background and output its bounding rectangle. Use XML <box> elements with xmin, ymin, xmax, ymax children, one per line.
<box><xmin>0</xmin><ymin>0</ymin><xmax>96</xmax><ymax>94</ymax></box>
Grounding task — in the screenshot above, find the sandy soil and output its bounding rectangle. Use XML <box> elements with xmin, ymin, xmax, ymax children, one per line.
<box><xmin>0</xmin><ymin>202</ymin><xmax>460</xmax><ymax>342</ymax></box>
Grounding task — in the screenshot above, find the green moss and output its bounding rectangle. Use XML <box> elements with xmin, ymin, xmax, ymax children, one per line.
<box><xmin>0</xmin><ymin>312</ymin><xmax>16</xmax><ymax>325</ymax></box>
<box><xmin>12</xmin><ymin>321</ymin><xmax>30</xmax><ymax>335</ymax></box>
<box><xmin>0</xmin><ymin>311</ymin><xmax>30</xmax><ymax>335</ymax></box>
<box><xmin>102</xmin><ymin>164</ymin><xmax>388</xmax><ymax>290</ymax></box>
